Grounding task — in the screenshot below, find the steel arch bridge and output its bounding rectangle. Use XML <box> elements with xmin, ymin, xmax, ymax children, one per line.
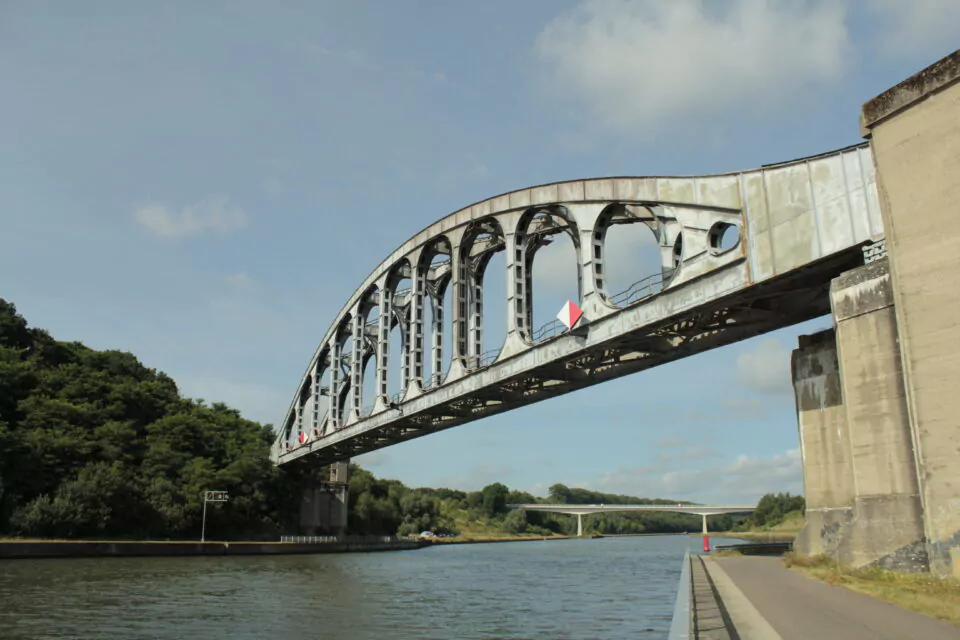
<box><xmin>272</xmin><ymin>143</ymin><xmax>884</xmax><ymax>467</ymax></box>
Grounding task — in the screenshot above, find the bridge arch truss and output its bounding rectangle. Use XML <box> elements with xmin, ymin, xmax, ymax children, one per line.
<box><xmin>274</xmin><ymin>143</ymin><xmax>883</xmax><ymax>467</ymax></box>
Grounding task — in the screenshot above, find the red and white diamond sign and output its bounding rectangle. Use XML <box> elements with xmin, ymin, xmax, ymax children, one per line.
<box><xmin>556</xmin><ymin>300</ymin><xmax>583</xmax><ymax>330</ymax></box>
<box><xmin>298</xmin><ymin>432</ymin><xmax>308</xmax><ymax>445</ymax></box>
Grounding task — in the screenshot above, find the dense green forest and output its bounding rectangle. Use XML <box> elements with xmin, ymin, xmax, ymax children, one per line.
<box><xmin>347</xmin><ymin>469</ymin><xmax>719</xmax><ymax>537</ymax></box>
<box><xmin>0</xmin><ymin>299</ymin><xmax>302</xmax><ymax>539</ymax></box>
<box><xmin>0</xmin><ymin>298</ymin><xmax>797</xmax><ymax>540</ymax></box>
<box><xmin>731</xmin><ymin>492</ymin><xmax>805</xmax><ymax>531</ymax></box>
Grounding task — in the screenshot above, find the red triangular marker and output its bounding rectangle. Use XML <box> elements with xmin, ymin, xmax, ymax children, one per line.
<box><xmin>557</xmin><ymin>300</ymin><xmax>583</xmax><ymax>330</ymax></box>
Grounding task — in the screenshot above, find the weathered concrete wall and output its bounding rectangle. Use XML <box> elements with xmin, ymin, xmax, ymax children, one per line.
<box><xmin>831</xmin><ymin>259</ymin><xmax>927</xmax><ymax>571</ymax></box>
<box><xmin>300</xmin><ymin>462</ymin><xmax>350</xmax><ymax>535</ymax></box>
<box><xmin>792</xmin><ymin>328</ymin><xmax>855</xmax><ymax>560</ymax></box>
<box><xmin>862</xmin><ymin>48</ymin><xmax>960</xmax><ymax>577</ymax></box>
<box><xmin>794</xmin><ymin>260</ymin><xmax>927</xmax><ymax>570</ymax></box>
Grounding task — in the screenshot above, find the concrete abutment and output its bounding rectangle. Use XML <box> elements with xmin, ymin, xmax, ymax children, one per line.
<box><xmin>299</xmin><ymin>461</ymin><xmax>350</xmax><ymax>536</ymax></box>
<box><xmin>862</xmin><ymin>49</ymin><xmax>960</xmax><ymax>578</ymax></box>
<box><xmin>794</xmin><ymin>48</ymin><xmax>960</xmax><ymax>575</ymax></box>
<box><xmin>794</xmin><ymin>258</ymin><xmax>928</xmax><ymax>571</ymax></box>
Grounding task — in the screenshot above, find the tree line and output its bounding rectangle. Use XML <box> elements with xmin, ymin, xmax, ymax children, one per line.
<box><xmin>0</xmin><ymin>298</ymin><xmax>803</xmax><ymax>540</ymax></box>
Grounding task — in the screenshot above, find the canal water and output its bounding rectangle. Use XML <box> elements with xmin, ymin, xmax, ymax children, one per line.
<box><xmin>0</xmin><ymin>535</ymin><xmax>699</xmax><ymax>639</ymax></box>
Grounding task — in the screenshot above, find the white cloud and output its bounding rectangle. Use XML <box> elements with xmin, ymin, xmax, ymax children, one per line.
<box><xmin>736</xmin><ymin>338</ymin><xmax>793</xmax><ymax>396</ymax></box>
<box><xmin>135</xmin><ymin>196</ymin><xmax>248</xmax><ymax>238</ymax></box>
<box><xmin>535</xmin><ymin>0</ymin><xmax>851</xmax><ymax>137</ymax></box>
<box><xmin>868</xmin><ymin>0</ymin><xmax>960</xmax><ymax>59</ymax></box>
<box><xmin>594</xmin><ymin>447</ymin><xmax>802</xmax><ymax>503</ymax></box>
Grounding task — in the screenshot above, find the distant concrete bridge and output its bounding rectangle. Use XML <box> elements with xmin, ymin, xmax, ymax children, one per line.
<box><xmin>509</xmin><ymin>503</ymin><xmax>756</xmax><ymax>539</ymax></box>
<box><xmin>273</xmin><ymin>143</ymin><xmax>882</xmax><ymax>468</ymax></box>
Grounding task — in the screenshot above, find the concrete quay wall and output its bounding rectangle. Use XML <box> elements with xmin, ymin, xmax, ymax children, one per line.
<box><xmin>0</xmin><ymin>539</ymin><xmax>423</xmax><ymax>559</ymax></box>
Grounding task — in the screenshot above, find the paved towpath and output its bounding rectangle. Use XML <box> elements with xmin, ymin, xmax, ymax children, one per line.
<box><xmin>708</xmin><ymin>556</ymin><xmax>960</xmax><ymax>639</ymax></box>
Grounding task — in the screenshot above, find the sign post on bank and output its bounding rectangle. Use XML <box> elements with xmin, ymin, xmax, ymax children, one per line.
<box><xmin>201</xmin><ymin>490</ymin><xmax>229</xmax><ymax>543</ymax></box>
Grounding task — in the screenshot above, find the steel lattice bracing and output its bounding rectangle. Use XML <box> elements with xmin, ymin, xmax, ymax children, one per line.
<box><xmin>273</xmin><ymin>143</ymin><xmax>884</xmax><ymax>467</ymax></box>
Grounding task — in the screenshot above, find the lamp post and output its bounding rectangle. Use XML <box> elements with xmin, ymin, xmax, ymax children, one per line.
<box><xmin>201</xmin><ymin>490</ymin><xmax>229</xmax><ymax>543</ymax></box>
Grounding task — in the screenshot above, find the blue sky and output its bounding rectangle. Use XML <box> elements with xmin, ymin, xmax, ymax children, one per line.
<box><xmin>3</xmin><ymin>1</ymin><xmax>958</xmax><ymax>504</ymax></box>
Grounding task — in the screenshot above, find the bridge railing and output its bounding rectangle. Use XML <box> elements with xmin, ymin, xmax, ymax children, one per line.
<box><xmin>528</xmin><ymin>271</ymin><xmax>665</xmax><ymax>344</ymax></box>
<box><xmin>280</xmin><ymin>535</ymin><xmax>400</xmax><ymax>544</ymax></box>
<box><xmin>479</xmin><ymin>348</ymin><xmax>502</xmax><ymax>368</ymax></box>
<box><xmin>609</xmin><ymin>271</ymin><xmax>665</xmax><ymax>307</ymax></box>
<box><xmin>532</xmin><ymin>318</ymin><xmax>566</xmax><ymax>343</ymax></box>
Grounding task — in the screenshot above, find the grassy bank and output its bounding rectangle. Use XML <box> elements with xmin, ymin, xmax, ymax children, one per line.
<box><xmin>708</xmin><ymin>510</ymin><xmax>802</xmax><ymax>543</ymax></box>
<box><xmin>428</xmin><ymin>533</ymin><xmax>569</xmax><ymax>545</ymax></box>
<box><xmin>785</xmin><ymin>553</ymin><xmax>960</xmax><ymax>627</ymax></box>
<box><xmin>702</xmin><ymin>528</ymin><xmax>799</xmax><ymax>543</ymax></box>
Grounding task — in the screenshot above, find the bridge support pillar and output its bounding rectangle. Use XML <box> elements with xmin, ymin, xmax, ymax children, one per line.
<box><xmin>702</xmin><ymin>514</ymin><xmax>709</xmax><ymax>553</ymax></box>
<box><xmin>793</xmin><ymin>259</ymin><xmax>927</xmax><ymax>571</ymax></box>
<box><xmin>576</xmin><ymin>513</ymin><xmax>583</xmax><ymax>537</ymax></box>
<box><xmin>299</xmin><ymin>461</ymin><xmax>350</xmax><ymax>536</ymax></box>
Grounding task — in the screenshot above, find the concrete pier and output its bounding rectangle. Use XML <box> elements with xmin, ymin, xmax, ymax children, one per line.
<box><xmin>793</xmin><ymin>259</ymin><xmax>928</xmax><ymax>570</ymax></box>
<box><xmin>300</xmin><ymin>461</ymin><xmax>350</xmax><ymax>535</ymax></box>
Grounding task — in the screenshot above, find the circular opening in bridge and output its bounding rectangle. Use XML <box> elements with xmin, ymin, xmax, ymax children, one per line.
<box><xmin>709</xmin><ymin>222</ymin><xmax>740</xmax><ymax>255</ymax></box>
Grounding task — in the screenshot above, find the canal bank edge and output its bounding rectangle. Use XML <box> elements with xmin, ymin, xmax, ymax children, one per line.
<box><xmin>0</xmin><ymin>539</ymin><xmax>425</xmax><ymax>559</ymax></box>
<box><xmin>0</xmin><ymin>534</ymin><xmax>580</xmax><ymax>559</ymax></box>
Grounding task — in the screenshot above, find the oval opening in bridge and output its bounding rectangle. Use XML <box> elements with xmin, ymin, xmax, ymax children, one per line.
<box><xmin>422</xmin><ymin>252</ymin><xmax>452</xmax><ymax>388</ymax></box>
<box><xmin>479</xmin><ymin>249</ymin><xmax>506</xmax><ymax>364</ymax></box>
<box><xmin>599</xmin><ymin>215</ymin><xmax>663</xmax><ymax>307</ymax></box>
<box><xmin>338</xmin><ymin>333</ymin><xmax>353</xmax><ymax>423</ymax></box>
<box><xmin>314</xmin><ymin>363</ymin><xmax>331</xmax><ymax>437</ymax></box>
<box><xmin>461</xmin><ymin>218</ymin><xmax>508</xmax><ymax>369</ymax></box>
<box><xmin>527</xmin><ymin>213</ymin><xmax>580</xmax><ymax>343</ymax></box>
<box><xmin>361</xmin><ymin>299</ymin><xmax>380</xmax><ymax>416</ymax></box>
<box><xmin>709</xmin><ymin>222</ymin><xmax>740</xmax><ymax>254</ymax></box>
<box><xmin>361</xmin><ymin>352</ymin><xmax>377</xmax><ymax>416</ymax></box>
<box><xmin>386</xmin><ymin>270</ymin><xmax>410</xmax><ymax>403</ymax></box>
